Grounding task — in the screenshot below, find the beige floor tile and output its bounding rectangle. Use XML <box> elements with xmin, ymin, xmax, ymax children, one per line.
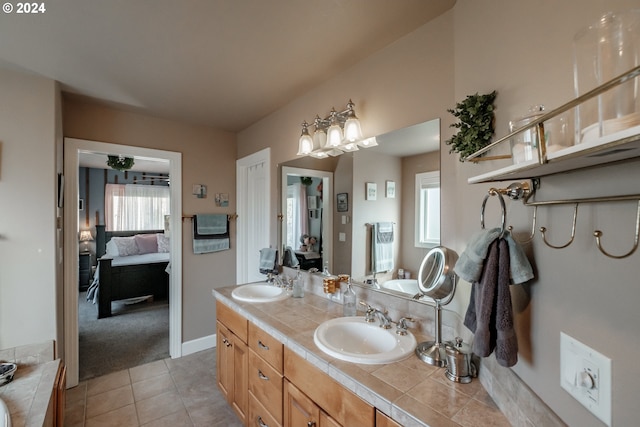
<box><xmin>132</xmin><ymin>373</ymin><xmax>176</xmax><ymax>402</ymax></box>
<box><xmin>140</xmin><ymin>408</ymin><xmax>193</xmax><ymax>426</ymax></box>
<box><xmin>86</xmin><ymin>384</ymin><xmax>134</xmax><ymax>419</ymax></box>
<box><xmin>130</xmin><ymin>360</ymin><xmax>168</xmax><ymax>384</ymax></box>
<box><xmin>64</xmin><ymin>398</ymin><xmax>86</xmax><ymax>426</ymax></box>
<box><xmin>87</xmin><ymin>370</ymin><xmax>131</xmax><ymax>396</ymax></box>
<box><xmin>66</xmin><ymin>382</ymin><xmax>87</xmax><ymax>406</ymax></box>
<box><xmin>85</xmin><ymin>404</ymin><xmax>139</xmax><ymax>427</ymax></box>
<box><xmin>135</xmin><ymin>390</ymin><xmax>185</xmax><ymax>425</ymax></box>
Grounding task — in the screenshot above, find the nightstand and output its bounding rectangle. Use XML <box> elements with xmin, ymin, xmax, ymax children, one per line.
<box><xmin>79</xmin><ymin>252</ymin><xmax>92</xmax><ymax>291</ymax></box>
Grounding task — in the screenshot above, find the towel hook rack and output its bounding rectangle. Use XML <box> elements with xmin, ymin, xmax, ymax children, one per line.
<box><xmin>539</xmin><ymin>203</ymin><xmax>579</xmax><ymax>249</ymax></box>
<box><xmin>593</xmin><ymin>200</ymin><xmax>640</xmax><ymax>259</ymax></box>
<box><xmin>508</xmin><ymin>206</ymin><xmax>537</xmax><ymax>244</ymax></box>
<box><xmin>481</xmin><ymin>188</ymin><xmax>507</xmax><ymax>233</ymax></box>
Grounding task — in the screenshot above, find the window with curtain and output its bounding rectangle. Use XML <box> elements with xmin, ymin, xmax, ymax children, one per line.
<box><xmin>415</xmin><ymin>171</ymin><xmax>440</xmax><ymax>247</ymax></box>
<box><xmin>105</xmin><ymin>183</ymin><xmax>170</xmax><ymax>231</ymax></box>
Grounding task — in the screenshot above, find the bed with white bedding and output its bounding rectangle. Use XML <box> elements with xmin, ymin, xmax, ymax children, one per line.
<box><xmin>90</xmin><ymin>225</ymin><xmax>170</xmax><ymax>318</ymax></box>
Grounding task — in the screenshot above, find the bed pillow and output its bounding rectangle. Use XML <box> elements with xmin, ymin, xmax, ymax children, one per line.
<box><xmin>157</xmin><ymin>233</ymin><xmax>170</xmax><ymax>253</ymax></box>
<box><xmin>135</xmin><ymin>233</ymin><xmax>158</xmax><ymax>254</ymax></box>
<box><xmin>111</xmin><ymin>236</ymin><xmax>140</xmax><ymax>256</ymax></box>
<box><xmin>105</xmin><ymin>240</ymin><xmax>119</xmax><ymax>257</ymax></box>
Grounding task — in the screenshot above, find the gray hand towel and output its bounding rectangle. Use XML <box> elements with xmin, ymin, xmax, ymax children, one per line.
<box><xmin>454</xmin><ymin>228</ymin><xmax>502</xmax><ymax>283</ymax></box>
<box><xmin>503</xmin><ymin>231</ymin><xmax>534</xmax><ymax>284</ymax></box>
<box><xmin>470</xmin><ymin>239</ymin><xmax>500</xmax><ymax>357</ymax></box>
<box><xmin>495</xmin><ymin>239</ymin><xmax>518</xmax><ymax>367</ymax></box>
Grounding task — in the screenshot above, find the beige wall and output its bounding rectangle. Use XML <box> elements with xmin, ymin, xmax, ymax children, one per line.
<box><xmin>0</xmin><ymin>68</ymin><xmax>59</xmax><ymax>349</ymax></box>
<box><xmin>451</xmin><ymin>1</ymin><xmax>639</xmax><ymax>426</ymax></box>
<box><xmin>63</xmin><ymin>98</ymin><xmax>237</xmax><ymax>341</ymax></box>
<box><xmin>239</xmin><ymin>1</ymin><xmax>640</xmax><ymax>425</ymax></box>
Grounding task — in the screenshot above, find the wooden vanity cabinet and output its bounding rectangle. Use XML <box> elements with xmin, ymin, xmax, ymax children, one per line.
<box><xmin>283</xmin><ymin>348</ymin><xmax>374</xmax><ymax>427</ymax></box>
<box><xmin>248</xmin><ymin>322</ymin><xmax>284</xmax><ymax>426</ymax></box>
<box><xmin>216</xmin><ymin>301</ymin><xmax>248</xmax><ymax>425</ymax></box>
<box><xmin>376</xmin><ymin>410</ymin><xmax>403</xmax><ymax>427</ymax></box>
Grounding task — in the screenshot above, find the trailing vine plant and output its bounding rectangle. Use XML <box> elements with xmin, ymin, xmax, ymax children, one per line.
<box><xmin>445</xmin><ymin>91</ymin><xmax>497</xmax><ymax>161</ymax></box>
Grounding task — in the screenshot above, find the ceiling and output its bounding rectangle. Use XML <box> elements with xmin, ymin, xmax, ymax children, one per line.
<box><xmin>0</xmin><ymin>0</ymin><xmax>454</xmax><ymax>133</ymax></box>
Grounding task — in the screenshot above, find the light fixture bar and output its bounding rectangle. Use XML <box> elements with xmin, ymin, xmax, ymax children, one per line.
<box><xmin>298</xmin><ymin>99</ymin><xmax>365</xmax><ymax>157</ymax></box>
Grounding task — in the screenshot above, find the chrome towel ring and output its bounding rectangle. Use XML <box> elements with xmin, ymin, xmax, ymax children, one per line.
<box><xmin>481</xmin><ymin>188</ymin><xmax>507</xmax><ymax>233</ymax></box>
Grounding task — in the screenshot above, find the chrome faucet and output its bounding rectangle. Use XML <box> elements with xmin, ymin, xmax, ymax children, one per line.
<box><xmin>359</xmin><ymin>302</ymin><xmax>393</xmax><ymax>329</ymax></box>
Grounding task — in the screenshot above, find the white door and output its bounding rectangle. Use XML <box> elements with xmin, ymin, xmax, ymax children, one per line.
<box><xmin>236</xmin><ymin>148</ymin><xmax>271</xmax><ymax>284</ymax></box>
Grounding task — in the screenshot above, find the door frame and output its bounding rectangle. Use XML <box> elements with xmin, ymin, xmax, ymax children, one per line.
<box><xmin>63</xmin><ymin>137</ymin><xmax>183</xmax><ymax>387</ymax></box>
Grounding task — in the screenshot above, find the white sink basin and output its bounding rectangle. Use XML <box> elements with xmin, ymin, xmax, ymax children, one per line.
<box><xmin>231</xmin><ymin>283</ymin><xmax>289</xmax><ymax>303</ymax></box>
<box><xmin>313</xmin><ymin>317</ymin><xmax>416</xmax><ymax>364</ymax></box>
<box><xmin>380</xmin><ymin>279</ymin><xmax>419</xmax><ymax>295</ymax></box>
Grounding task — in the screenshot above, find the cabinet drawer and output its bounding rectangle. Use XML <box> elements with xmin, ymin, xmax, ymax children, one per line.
<box><xmin>249</xmin><ymin>391</ymin><xmax>282</xmax><ymax>427</ymax></box>
<box><xmin>284</xmin><ymin>348</ymin><xmax>374</xmax><ymax>427</ymax></box>
<box><xmin>216</xmin><ymin>300</ymin><xmax>248</xmax><ymax>343</ymax></box>
<box><xmin>249</xmin><ymin>322</ymin><xmax>283</xmax><ymax>373</ymax></box>
<box><xmin>249</xmin><ymin>349</ymin><xmax>283</xmax><ymax>423</ymax></box>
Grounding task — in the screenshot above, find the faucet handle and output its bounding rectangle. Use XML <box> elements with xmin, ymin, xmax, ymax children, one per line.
<box><xmin>359</xmin><ymin>301</ymin><xmax>376</xmax><ymax>322</ymax></box>
<box><xmin>396</xmin><ymin>317</ymin><xmax>414</xmax><ymax>335</ymax></box>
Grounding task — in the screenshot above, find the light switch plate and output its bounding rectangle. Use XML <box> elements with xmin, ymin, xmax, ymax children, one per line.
<box><xmin>560</xmin><ymin>332</ymin><xmax>611</xmax><ymax>426</ymax></box>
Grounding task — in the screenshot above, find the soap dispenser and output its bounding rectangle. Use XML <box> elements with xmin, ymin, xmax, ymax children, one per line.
<box><xmin>343</xmin><ymin>277</ymin><xmax>357</xmax><ymax>316</ymax></box>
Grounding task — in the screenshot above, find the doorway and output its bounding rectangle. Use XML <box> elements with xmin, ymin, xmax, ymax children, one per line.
<box><xmin>64</xmin><ymin>137</ymin><xmax>183</xmax><ymax>388</ymax></box>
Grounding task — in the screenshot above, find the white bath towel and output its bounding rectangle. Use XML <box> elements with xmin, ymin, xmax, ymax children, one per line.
<box><xmin>371</xmin><ymin>222</ymin><xmax>394</xmax><ymax>273</ymax></box>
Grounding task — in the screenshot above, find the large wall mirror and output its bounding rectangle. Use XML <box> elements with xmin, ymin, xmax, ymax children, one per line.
<box><xmin>279</xmin><ymin>118</ymin><xmax>440</xmax><ymax>302</ymax></box>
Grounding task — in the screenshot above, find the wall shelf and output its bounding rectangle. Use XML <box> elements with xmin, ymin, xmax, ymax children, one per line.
<box><xmin>465</xmin><ymin>66</ymin><xmax>640</xmax><ymax>184</ymax></box>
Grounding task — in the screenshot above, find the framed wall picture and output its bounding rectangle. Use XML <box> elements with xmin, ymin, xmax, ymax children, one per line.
<box><xmin>366</xmin><ymin>182</ymin><xmax>377</xmax><ymax>201</ymax></box>
<box><xmin>386</xmin><ymin>180</ymin><xmax>396</xmax><ymax>198</ymax></box>
<box><xmin>337</xmin><ymin>193</ymin><xmax>348</xmax><ymax>212</ymax></box>
<box><xmin>79</xmin><ymin>199</ymin><xmax>84</xmax><ymax>211</ymax></box>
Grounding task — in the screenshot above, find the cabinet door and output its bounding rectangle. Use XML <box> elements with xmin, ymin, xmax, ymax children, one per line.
<box><xmin>216</xmin><ymin>321</ymin><xmax>233</xmax><ymax>402</ymax></box>
<box><xmin>231</xmin><ymin>331</ymin><xmax>248</xmax><ymax>425</ymax></box>
<box><xmin>376</xmin><ymin>410</ymin><xmax>403</xmax><ymax>427</ymax></box>
<box><xmin>284</xmin><ymin>379</ymin><xmax>320</xmax><ymax>427</ymax></box>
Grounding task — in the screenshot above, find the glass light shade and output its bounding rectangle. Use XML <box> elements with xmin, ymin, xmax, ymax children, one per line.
<box><xmin>313</xmin><ymin>128</ymin><xmax>327</xmax><ymax>149</ymax></box>
<box><xmin>310</xmin><ymin>150</ymin><xmax>329</xmax><ymax>159</ymax></box>
<box><xmin>344</xmin><ymin>117</ymin><xmax>363</xmax><ymax>142</ymax></box>
<box><xmin>326</xmin><ymin>123</ymin><xmax>343</xmax><ymax>148</ymax></box>
<box><xmin>297</xmin><ymin>134</ymin><xmax>315</xmax><ymax>155</ymax></box>
<box><xmin>341</xmin><ymin>142</ymin><xmax>359</xmax><ymax>152</ymax></box>
<box><xmin>358</xmin><ymin>136</ymin><xmax>378</xmax><ymax>148</ymax></box>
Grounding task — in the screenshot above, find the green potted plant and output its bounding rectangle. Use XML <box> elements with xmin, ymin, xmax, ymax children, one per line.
<box><xmin>445</xmin><ymin>91</ymin><xmax>497</xmax><ymax>161</ymax></box>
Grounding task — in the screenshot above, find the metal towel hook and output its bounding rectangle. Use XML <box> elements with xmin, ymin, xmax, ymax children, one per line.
<box><xmin>593</xmin><ymin>200</ymin><xmax>640</xmax><ymax>259</ymax></box>
<box><xmin>481</xmin><ymin>188</ymin><xmax>507</xmax><ymax>233</ymax></box>
<box><xmin>508</xmin><ymin>206</ymin><xmax>537</xmax><ymax>244</ymax></box>
<box><xmin>539</xmin><ymin>203</ymin><xmax>578</xmax><ymax>249</ymax></box>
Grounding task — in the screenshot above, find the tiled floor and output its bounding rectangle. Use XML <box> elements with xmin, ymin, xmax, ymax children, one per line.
<box><xmin>64</xmin><ymin>348</ymin><xmax>242</xmax><ymax>427</ymax></box>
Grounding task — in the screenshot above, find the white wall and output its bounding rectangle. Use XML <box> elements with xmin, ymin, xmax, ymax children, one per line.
<box><xmin>0</xmin><ymin>68</ymin><xmax>59</xmax><ymax>349</ymax></box>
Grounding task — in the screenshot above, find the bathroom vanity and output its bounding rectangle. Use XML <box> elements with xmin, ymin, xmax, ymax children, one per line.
<box><xmin>0</xmin><ymin>341</ymin><xmax>65</xmax><ymax>427</ymax></box>
<box><xmin>213</xmin><ymin>285</ymin><xmax>509</xmax><ymax>427</ymax></box>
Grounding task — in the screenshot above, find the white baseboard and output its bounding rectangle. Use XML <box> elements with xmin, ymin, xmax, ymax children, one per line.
<box><xmin>181</xmin><ymin>333</ymin><xmax>216</xmax><ymax>356</ymax></box>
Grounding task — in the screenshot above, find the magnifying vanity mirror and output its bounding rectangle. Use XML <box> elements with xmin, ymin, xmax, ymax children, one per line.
<box><xmin>278</xmin><ymin>118</ymin><xmax>441</xmax><ymax>304</ymax></box>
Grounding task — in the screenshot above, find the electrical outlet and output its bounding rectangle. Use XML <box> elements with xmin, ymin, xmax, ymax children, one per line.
<box><xmin>560</xmin><ymin>332</ymin><xmax>611</xmax><ymax>426</ymax></box>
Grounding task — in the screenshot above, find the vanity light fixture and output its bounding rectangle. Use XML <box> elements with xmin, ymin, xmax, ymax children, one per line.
<box><xmin>297</xmin><ymin>99</ymin><xmax>367</xmax><ymax>158</ymax></box>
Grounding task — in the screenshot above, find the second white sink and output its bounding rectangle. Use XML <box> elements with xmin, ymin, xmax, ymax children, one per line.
<box><xmin>231</xmin><ymin>283</ymin><xmax>289</xmax><ymax>303</ymax></box>
<box><xmin>313</xmin><ymin>316</ymin><xmax>416</xmax><ymax>364</ymax></box>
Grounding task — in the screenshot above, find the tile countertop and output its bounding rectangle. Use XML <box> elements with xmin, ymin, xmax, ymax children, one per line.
<box><xmin>0</xmin><ymin>341</ymin><xmax>59</xmax><ymax>427</ymax></box>
<box><xmin>213</xmin><ymin>286</ymin><xmax>511</xmax><ymax>427</ymax></box>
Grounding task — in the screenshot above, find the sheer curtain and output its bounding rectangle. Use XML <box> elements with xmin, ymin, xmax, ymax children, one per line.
<box><xmin>105</xmin><ymin>183</ymin><xmax>170</xmax><ymax>231</ymax></box>
<box><xmin>286</xmin><ymin>182</ymin><xmax>308</xmax><ymax>249</ymax></box>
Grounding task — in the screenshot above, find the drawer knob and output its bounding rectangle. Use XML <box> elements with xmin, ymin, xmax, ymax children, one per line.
<box><xmin>257</xmin><ymin>416</ymin><xmax>268</xmax><ymax>427</ymax></box>
<box><xmin>258</xmin><ymin>340</ymin><xmax>270</xmax><ymax>350</ymax></box>
<box><xmin>258</xmin><ymin>370</ymin><xmax>269</xmax><ymax>381</ymax></box>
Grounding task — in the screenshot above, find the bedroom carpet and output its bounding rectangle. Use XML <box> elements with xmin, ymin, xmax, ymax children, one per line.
<box><xmin>78</xmin><ymin>291</ymin><xmax>169</xmax><ymax>382</ymax></box>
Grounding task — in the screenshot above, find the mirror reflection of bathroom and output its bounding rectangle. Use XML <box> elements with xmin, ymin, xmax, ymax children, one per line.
<box><xmin>281</xmin><ymin>166</ymin><xmax>333</xmax><ymax>271</ymax></box>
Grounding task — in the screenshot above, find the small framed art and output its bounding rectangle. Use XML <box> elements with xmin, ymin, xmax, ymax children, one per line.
<box><xmin>366</xmin><ymin>182</ymin><xmax>377</xmax><ymax>201</ymax></box>
<box><xmin>386</xmin><ymin>180</ymin><xmax>396</xmax><ymax>198</ymax></box>
<box><xmin>337</xmin><ymin>193</ymin><xmax>348</xmax><ymax>212</ymax></box>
